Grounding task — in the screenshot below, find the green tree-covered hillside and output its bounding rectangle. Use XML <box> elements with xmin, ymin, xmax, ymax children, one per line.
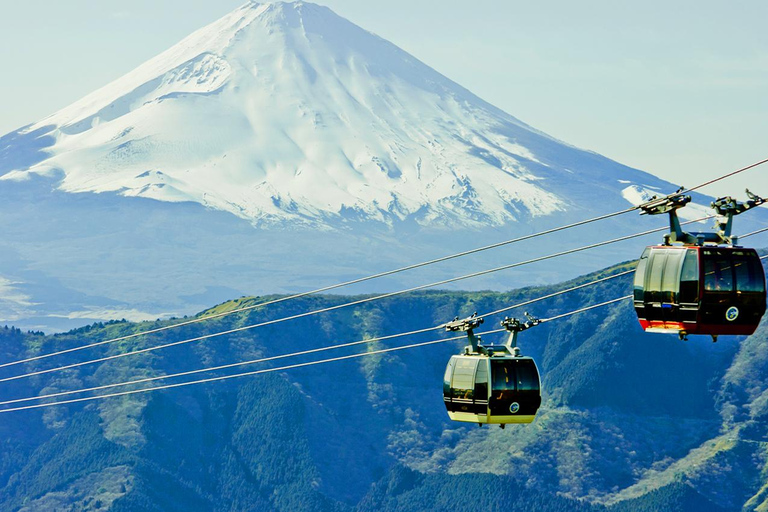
<box><xmin>0</xmin><ymin>260</ymin><xmax>766</xmax><ymax>511</ymax></box>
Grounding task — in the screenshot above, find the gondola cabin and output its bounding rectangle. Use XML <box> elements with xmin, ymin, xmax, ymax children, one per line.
<box><xmin>443</xmin><ymin>347</ymin><xmax>541</xmax><ymax>425</ymax></box>
<box><xmin>634</xmin><ymin>245</ymin><xmax>766</xmax><ymax>337</ymax></box>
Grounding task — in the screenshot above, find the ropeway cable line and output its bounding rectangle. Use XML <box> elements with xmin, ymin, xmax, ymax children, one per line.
<box><xmin>0</xmin><ymin>206</ymin><xmax>636</xmax><ymax>370</ymax></box>
<box><xmin>7</xmin><ymin>227</ymin><xmax>766</xmax><ymax>407</ymax></box>
<box><xmin>0</xmin><ymin>268</ymin><xmax>638</xmax><ymax>406</ymax></box>
<box><xmin>0</xmin><ymin>296</ymin><xmax>632</xmax><ymax>413</ymax></box>
<box><xmin>683</xmin><ymin>157</ymin><xmax>768</xmax><ymax>194</ymax></box>
<box><xmin>739</xmin><ymin>226</ymin><xmax>768</xmax><ymax>240</ymax></box>
<box><xmin>0</xmin><ymin>217</ymin><xmax>714</xmax><ymax>384</ymax></box>
<box><xmin>2</xmin><ymin>157</ymin><xmax>764</xmax><ymax>371</ymax></box>
<box><xmin>10</xmin><ymin>246</ymin><xmax>767</xmax><ymax>408</ymax></box>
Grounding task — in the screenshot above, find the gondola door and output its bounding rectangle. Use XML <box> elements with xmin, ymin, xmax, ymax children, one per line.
<box><xmin>700</xmin><ymin>248</ymin><xmax>733</xmax><ymax>329</ymax></box>
<box><xmin>677</xmin><ymin>248</ymin><xmax>700</xmax><ymax>327</ymax></box>
<box><xmin>444</xmin><ymin>356</ymin><xmax>490</xmax><ymax>422</ymax></box>
<box><xmin>489</xmin><ymin>358</ymin><xmax>540</xmax><ymax>422</ymax></box>
<box><xmin>700</xmin><ymin>248</ymin><xmax>766</xmax><ymax>334</ymax></box>
<box><xmin>644</xmin><ymin>249</ymin><xmax>682</xmax><ymax>330</ymax></box>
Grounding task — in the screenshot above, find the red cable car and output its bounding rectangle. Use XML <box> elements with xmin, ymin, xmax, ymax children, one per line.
<box><xmin>633</xmin><ymin>245</ymin><xmax>765</xmax><ymax>337</ymax></box>
<box><xmin>633</xmin><ymin>191</ymin><xmax>766</xmax><ymax>340</ymax></box>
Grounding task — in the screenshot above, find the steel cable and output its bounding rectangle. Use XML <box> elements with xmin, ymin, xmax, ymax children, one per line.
<box><xmin>0</xmin><ymin>295</ymin><xmax>633</xmax><ymax>413</ymax></box>
<box><xmin>5</xmin><ymin>249</ymin><xmax>767</xmax><ymax>411</ymax></box>
<box><xmin>0</xmin><ymin>218</ymin><xmax>712</xmax><ymax>384</ymax></box>
<box><xmin>4</xmin><ymin>158</ymin><xmax>764</xmax><ymax>371</ymax></box>
<box><xmin>0</xmin><ymin>269</ymin><xmax>638</xmax><ymax>406</ymax></box>
<box><xmin>0</xmin><ymin>206</ymin><xmax>638</xmax><ymax>370</ymax></box>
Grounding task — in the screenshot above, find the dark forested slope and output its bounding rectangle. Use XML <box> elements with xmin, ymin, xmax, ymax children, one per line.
<box><xmin>0</xmin><ymin>259</ymin><xmax>766</xmax><ymax>511</ymax></box>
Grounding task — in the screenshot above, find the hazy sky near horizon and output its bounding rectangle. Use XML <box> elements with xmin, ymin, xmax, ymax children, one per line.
<box><xmin>1</xmin><ymin>0</ymin><xmax>766</xmax><ymax>194</ymax></box>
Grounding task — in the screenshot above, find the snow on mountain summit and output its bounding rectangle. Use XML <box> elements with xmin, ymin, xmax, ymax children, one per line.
<box><xmin>2</xmin><ymin>1</ymin><xmax>573</xmax><ymax>227</ymax></box>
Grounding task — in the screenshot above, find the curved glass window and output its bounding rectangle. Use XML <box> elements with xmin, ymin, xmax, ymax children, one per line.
<box><xmin>474</xmin><ymin>361</ymin><xmax>488</xmax><ymax>400</ymax></box>
<box><xmin>646</xmin><ymin>251</ymin><xmax>668</xmax><ymax>303</ymax></box>
<box><xmin>451</xmin><ymin>358</ymin><xmax>478</xmax><ymax>400</ymax></box>
<box><xmin>443</xmin><ymin>358</ymin><xmax>456</xmax><ymax>397</ymax></box>
<box><xmin>491</xmin><ymin>360</ymin><xmax>516</xmax><ymax>392</ymax></box>
<box><xmin>733</xmin><ymin>251</ymin><xmax>766</xmax><ymax>293</ymax></box>
<box><xmin>704</xmin><ymin>253</ymin><xmax>734</xmax><ymax>292</ymax></box>
<box><xmin>679</xmin><ymin>249</ymin><xmax>700</xmax><ymax>303</ymax></box>
<box><xmin>660</xmin><ymin>250</ymin><xmax>684</xmax><ymax>302</ymax></box>
<box><xmin>515</xmin><ymin>361</ymin><xmax>539</xmax><ymax>392</ymax></box>
<box><xmin>634</xmin><ymin>248</ymin><xmax>650</xmax><ymax>300</ymax></box>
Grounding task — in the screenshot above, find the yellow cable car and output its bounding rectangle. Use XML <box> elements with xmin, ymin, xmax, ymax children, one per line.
<box><xmin>442</xmin><ymin>314</ymin><xmax>542</xmax><ymax>427</ymax></box>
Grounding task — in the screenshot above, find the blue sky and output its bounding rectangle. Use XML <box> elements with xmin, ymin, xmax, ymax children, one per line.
<box><xmin>1</xmin><ymin>0</ymin><xmax>766</xmax><ymax>194</ymax></box>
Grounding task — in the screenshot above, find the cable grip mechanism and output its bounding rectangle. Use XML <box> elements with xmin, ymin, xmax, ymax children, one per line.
<box><xmin>639</xmin><ymin>190</ymin><xmax>694</xmax><ymax>245</ymax></box>
<box><xmin>443</xmin><ymin>313</ymin><xmax>484</xmax><ymax>354</ymax></box>
<box><xmin>639</xmin><ymin>187</ymin><xmax>765</xmax><ymax>246</ymax></box>
<box><xmin>709</xmin><ymin>189</ymin><xmax>766</xmax><ymax>244</ymax></box>
<box><xmin>501</xmin><ymin>312</ymin><xmax>540</xmax><ymax>353</ymax></box>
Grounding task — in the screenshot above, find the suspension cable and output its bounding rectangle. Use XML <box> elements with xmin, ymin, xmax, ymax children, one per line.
<box><xmin>2</xmin><ymin>158</ymin><xmax>764</xmax><ymax>371</ymax></box>
<box><xmin>0</xmin><ymin>218</ymin><xmax>711</xmax><ymax>384</ymax></box>
<box><xmin>739</xmin><ymin>226</ymin><xmax>768</xmax><ymax>240</ymax></box>
<box><xmin>0</xmin><ymin>325</ymin><xmax>441</xmax><ymax>406</ymax></box>
<box><xmin>482</xmin><ymin>269</ymin><xmax>634</xmax><ymax>319</ymax></box>
<box><xmin>541</xmin><ymin>295</ymin><xmax>632</xmax><ymax>323</ymax></box>
<box><xmin>0</xmin><ymin>332</ymin><xmax>484</xmax><ymax>414</ymax></box>
<box><xmin>0</xmin><ymin>295</ymin><xmax>633</xmax><ymax>414</ymax></box>
<box><xmin>5</xmin><ymin>249</ymin><xmax>767</xmax><ymax>410</ymax></box>
<box><xmin>682</xmin><ymin>158</ymin><xmax>768</xmax><ymax>194</ymax></box>
<box><xmin>0</xmin><ymin>268</ymin><xmax>637</xmax><ymax>406</ymax></box>
<box><xmin>0</xmin><ymin>206</ymin><xmax>637</xmax><ymax>370</ymax></box>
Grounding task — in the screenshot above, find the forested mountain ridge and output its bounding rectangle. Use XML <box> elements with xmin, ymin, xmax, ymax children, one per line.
<box><xmin>0</xmin><ymin>258</ymin><xmax>766</xmax><ymax>511</ymax></box>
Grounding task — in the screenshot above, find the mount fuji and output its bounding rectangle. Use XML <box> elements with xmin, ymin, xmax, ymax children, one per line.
<box><xmin>0</xmin><ymin>1</ymin><xmax>761</xmax><ymax>332</ymax></box>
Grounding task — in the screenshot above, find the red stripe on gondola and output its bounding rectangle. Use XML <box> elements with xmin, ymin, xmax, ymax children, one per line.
<box><xmin>638</xmin><ymin>319</ymin><xmax>759</xmax><ymax>336</ymax></box>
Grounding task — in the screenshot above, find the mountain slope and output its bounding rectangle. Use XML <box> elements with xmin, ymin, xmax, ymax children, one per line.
<box><xmin>2</xmin><ymin>0</ymin><xmax>765</xmax><ymax>333</ymax></box>
<box><xmin>1</xmin><ymin>1</ymin><xmax>673</xmax><ymax>228</ymax></box>
<box><xmin>1</xmin><ymin>259</ymin><xmax>767</xmax><ymax>510</ymax></box>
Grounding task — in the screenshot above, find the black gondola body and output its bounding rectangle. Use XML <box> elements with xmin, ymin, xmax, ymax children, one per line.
<box><xmin>634</xmin><ymin>191</ymin><xmax>767</xmax><ymax>338</ymax></box>
<box><xmin>634</xmin><ymin>245</ymin><xmax>766</xmax><ymax>336</ymax></box>
<box><xmin>442</xmin><ymin>314</ymin><xmax>542</xmax><ymax>426</ymax></box>
<box><xmin>443</xmin><ymin>350</ymin><xmax>541</xmax><ymax>424</ymax></box>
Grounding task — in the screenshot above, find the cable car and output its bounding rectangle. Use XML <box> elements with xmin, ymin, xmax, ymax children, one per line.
<box><xmin>634</xmin><ymin>191</ymin><xmax>766</xmax><ymax>340</ymax></box>
<box><xmin>634</xmin><ymin>245</ymin><xmax>765</xmax><ymax>337</ymax></box>
<box><xmin>442</xmin><ymin>314</ymin><xmax>541</xmax><ymax>427</ymax></box>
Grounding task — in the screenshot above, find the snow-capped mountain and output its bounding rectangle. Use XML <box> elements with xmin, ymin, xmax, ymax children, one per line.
<box><xmin>3</xmin><ymin>1</ymin><xmax>633</xmax><ymax>227</ymax></box>
<box><xmin>1</xmin><ymin>1</ymin><xmax>763</xmax><ymax>332</ymax></box>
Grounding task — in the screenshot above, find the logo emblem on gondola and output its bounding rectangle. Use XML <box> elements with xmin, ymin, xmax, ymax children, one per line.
<box><xmin>726</xmin><ymin>306</ymin><xmax>739</xmax><ymax>322</ymax></box>
<box><xmin>509</xmin><ymin>402</ymin><xmax>520</xmax><ymax>414</ymax></box>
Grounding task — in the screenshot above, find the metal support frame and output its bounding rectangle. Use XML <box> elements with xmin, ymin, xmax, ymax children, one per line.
<box><xmin>640</xmin><ymin>189</ymin><xmax>765</xmax><ymax>246</ymax></box>
<box><xmin>444</xmin><ymin>312</ymin><xmax>542</xmax><ymax>355</ymax></box>
<box><xmin>639</xmin><ymin>191</ymin><xmax>693</xmax><ymax>244</ymax></box>
<box><xmin>443</xmin><ymin>313</ymin><xmax>484</xmax><ymax>354</ymax></box>
<box><xmin>501</xmin><ymin>313</ymin><xmax>540</xmax><ymax>353</ymax></box>
<box><xmin>710</xmin><ymin>189</ymin><xmax>765</xmax><ymax>244</ymax></box>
